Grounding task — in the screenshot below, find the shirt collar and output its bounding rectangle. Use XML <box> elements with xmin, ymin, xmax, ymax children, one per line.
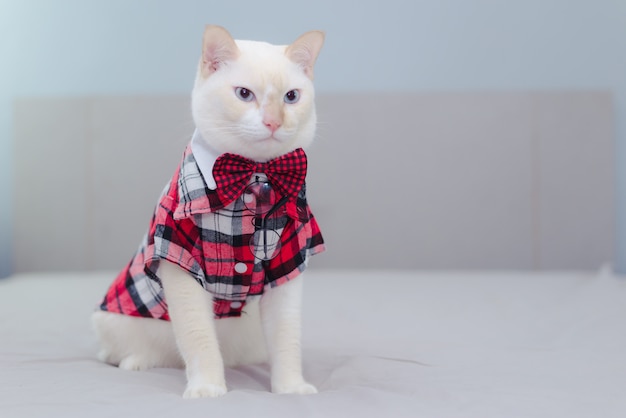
<box><xmin>177</xmin><ymin>130</ymin><xmax>307</xmax><ymax>221</ymax></box>
<box><xmin>171</xmin><ymin>138</ymin><xmax>224</xmax><ymax>220</ymax></box>
<box><xmin>190</xmin><ymin>129</ymin><xmax>219</xmax><ymax>190</ymax></box>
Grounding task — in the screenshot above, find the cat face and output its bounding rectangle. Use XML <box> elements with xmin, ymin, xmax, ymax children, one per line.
<box><xmin>192</xmin><ymin>26</ymin><xmax>324</xmax><ymax>162</ymax></box>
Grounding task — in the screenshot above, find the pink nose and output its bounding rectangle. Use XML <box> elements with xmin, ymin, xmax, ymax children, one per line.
<box><xmin>263</xmin><ymin>119</ymin><xmax>282</xmax><ymax>133</ymax></box>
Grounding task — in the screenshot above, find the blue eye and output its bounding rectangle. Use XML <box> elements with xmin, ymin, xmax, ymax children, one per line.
<box><xmin>235</xmin><ymin>87</ymin><xmax>255</xmax><ymax>102</ymax></box>
<box><xmin>284</xmin><ymin>90</ymin><xmax>300</xmax><ymax>104</ymax></box>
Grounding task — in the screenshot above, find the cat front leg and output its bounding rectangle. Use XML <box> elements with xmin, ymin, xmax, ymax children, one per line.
<box><xmin>159</xmin><ymin>260</ymin><xmax>227</xmax><ymax>398</ymax></box>
<box><xmin>260</xmin><ymin>275</ymin><xmax>317</xmax><ymax>395</ymax></box>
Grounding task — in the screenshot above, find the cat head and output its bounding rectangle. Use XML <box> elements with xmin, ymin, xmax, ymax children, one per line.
<box><xmin>191</xmin><ymin>25</ymin><xmax>325</xmax><ymax>162</ymax></box>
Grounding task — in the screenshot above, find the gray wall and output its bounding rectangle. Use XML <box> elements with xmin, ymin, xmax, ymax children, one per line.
<box><xmin>3</xmin><ymin>0</ymin><xmax>625</xmax><ymax>276</ymax></box>
<box><xmin>13</xmin><ymin>92</ymin><xmax>614</xmax><ymax>272</ymax></box>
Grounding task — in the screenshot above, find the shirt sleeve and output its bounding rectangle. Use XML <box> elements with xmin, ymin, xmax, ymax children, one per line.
<box><xmin>144</xmin><ymin>194</ymin><xmax>206</xmax><ymax>285</ymax></box>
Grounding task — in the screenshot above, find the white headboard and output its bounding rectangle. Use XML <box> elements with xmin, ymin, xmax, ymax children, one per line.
<box><xmin>13</xmin><ymin>92</ymin><xmax>614</xmax><ymax>272</ymax></box>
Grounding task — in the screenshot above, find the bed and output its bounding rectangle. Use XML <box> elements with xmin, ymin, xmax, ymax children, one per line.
<box><xmin>5</xmin><ymin>91</ymin><xmax>620</xmax><ymax>416</ymax></box>
<box><xmin>1</xmin><ymin>268</ymin><xmax>625</xmax><ymax>417</ymax></box>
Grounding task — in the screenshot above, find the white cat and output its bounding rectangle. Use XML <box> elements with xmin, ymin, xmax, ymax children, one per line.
<box><xmin>92</xmin><ymin>25</ymin><xmax>325</xmax><ymax>399</ymax></box>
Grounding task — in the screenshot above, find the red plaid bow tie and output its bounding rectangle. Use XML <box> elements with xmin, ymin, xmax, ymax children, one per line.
<box><xmin>212</xmin><ymin>148</ymin><xmax>308</xmax><ymax>205</ymax></box>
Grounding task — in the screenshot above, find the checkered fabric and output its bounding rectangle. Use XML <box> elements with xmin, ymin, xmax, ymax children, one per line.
<box><xmin>99</xmin><ymin>144</ymin><xmax>325</xmax><ymax>319</ymax></box>
<box><xmin>212</xmin><ymin>148</ymin><xmax>307</xmax><ymax>206</ymax></box>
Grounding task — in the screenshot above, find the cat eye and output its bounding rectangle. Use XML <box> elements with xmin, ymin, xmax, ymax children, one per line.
<box><xmin>235</xmin><ymin>87</ymin><xmax>256</xmax><ymax>102</ymax></box>
<box><xmin>284</xmin><ymin>90</ymin><xmax>300</xmax><ymax>104</ymax></box>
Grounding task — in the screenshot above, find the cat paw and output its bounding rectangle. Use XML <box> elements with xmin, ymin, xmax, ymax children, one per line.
<box><xmin>118</xmin><ymin>355</ymin><xmax>150</xmax><ymax>371</ymax></box>
<box><xmin>272</xmin><ymin>380</ymin><xmax>318</xmax><ymax>395</ymax></box>
<box><xmin>183</xmin><ymin>382</ymin><xmax>228</xmax><ymax>399</ymax></box>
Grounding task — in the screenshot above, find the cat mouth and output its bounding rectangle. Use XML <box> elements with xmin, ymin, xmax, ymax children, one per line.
<box><xmin>258</xmin><ymin>135</ymin><xmax>282</xmax><ymax>143</ymax></box>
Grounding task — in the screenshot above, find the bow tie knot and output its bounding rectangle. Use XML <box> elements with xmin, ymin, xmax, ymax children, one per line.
<box><xmin>212</xmin><ymin>148</ymin><xmax>308</xmax><ymax>206</ymax></box>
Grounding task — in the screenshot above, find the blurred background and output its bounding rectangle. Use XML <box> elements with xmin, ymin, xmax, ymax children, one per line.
<box><xmin>1</xmin><ymin>0</ymin><xmax>625</xmax><ymax>277</ymax></box>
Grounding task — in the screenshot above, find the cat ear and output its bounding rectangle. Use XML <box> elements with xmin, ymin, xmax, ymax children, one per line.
<box><xmin>286</xmin><ymin>30</ymin><xmax>325</xmax><ymax>79</ymax></box>
<box><xmin>200</xmin><ymin>25</ymin><xmax>240</xmax><ymax>78</ymax></box>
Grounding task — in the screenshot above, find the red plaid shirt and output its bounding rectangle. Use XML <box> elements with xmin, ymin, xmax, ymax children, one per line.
<box><xmin>99</xmin><ymin>144</ymin><xmax>324</xmax><ymax>319</ymax></box>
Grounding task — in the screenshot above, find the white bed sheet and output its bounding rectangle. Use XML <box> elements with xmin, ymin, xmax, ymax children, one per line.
<box><xmin>1</xmin><ymin>269</ymin><xmax>625</xmax><ymax>418</ymax></box>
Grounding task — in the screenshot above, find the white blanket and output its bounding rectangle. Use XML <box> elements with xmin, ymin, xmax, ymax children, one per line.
<box><xmin>1</xmin><ymin>270</ymin><xmax>625</xmax><ymax>417</ymax></box>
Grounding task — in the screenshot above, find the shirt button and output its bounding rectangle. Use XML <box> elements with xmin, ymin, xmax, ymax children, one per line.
<box><xmin>234</xmin><ymin>262</ymin><xmax>248</xmax><ymax>274</ymax></box>
<box><xmin>230</xmin><ymin>301</ymin><xmax>242</xmax><ymax>309</ymax></box>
